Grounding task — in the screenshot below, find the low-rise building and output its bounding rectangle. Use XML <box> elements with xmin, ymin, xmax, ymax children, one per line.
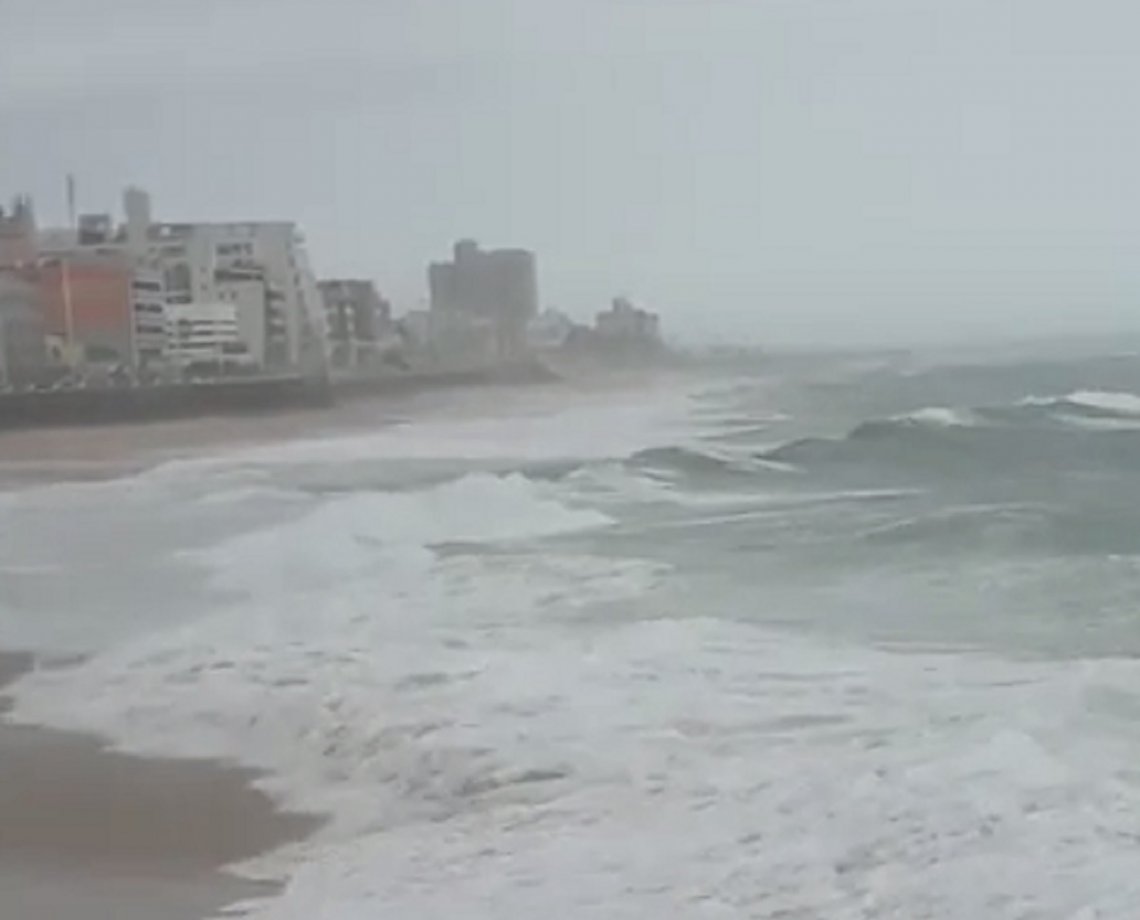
<box><xmin>394</xmin><ymin>307</ymin><xmax>497</xmax><ymax>368</ymax></box>
<box><xmin>398</xmin><ymin>309</ymin><xmax>432</xmax><ymax>351</ymax></box>
<box><xmin>527</xmin><ymin>308</ymin><xmax>575</xmax><ymax>351</ymax></box>
<box><xmin>596</xmin><ymin>297</ymin><xmax>661</xmax><ymax>344</ymax></box>
<box><xmin>318</xmin><ymin>279</ymin><xmax>392</xmax><ymax>369</ymax></box>
<box><xmin>424</xmin><ymin>309</ymin><xmax>499</xmax><ymax>368</ymax></box>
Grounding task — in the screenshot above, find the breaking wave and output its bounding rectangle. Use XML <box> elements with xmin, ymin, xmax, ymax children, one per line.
<box><xmin>1021</xmin><ymin>390</ymin><xmax>1140</xmax><ymax>418</ymax></box>
<box><xmin>630</xmin><ymin>445</ymin><xmax>740</xmax><ymax>475</ymax></box>
<box><xmin>4</xmin><ymin>469</ymin><xmax>661</xmax><ymax>864</ymax></box>
<box><xmin>763</xmin><ymin>390</ymin><xmax>1140</xmax><ymax>480</ymax></box>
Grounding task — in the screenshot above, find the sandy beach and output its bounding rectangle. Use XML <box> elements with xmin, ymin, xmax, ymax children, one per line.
<box><xmin>0</xmin><ymin>382</ymin><xmax>565</xmax><ymax>918</ymax></box>
<box><xmin>0</xmin><ymin>368</ymin><xmax>672</xmax><ymax>479</ymax></box>
<box><xmin>0</xmin><ymin>375</ymin><xmax>583</xmax><ymax>484</ymax></box>
<box><xmin>0</xmin><ymin>372</ymin><xmax>676</xmax><ymax>918</ymax></box>
<box><xmin>0</xmin><ymin>652</ymin><xmax>320</xmax><ymax>919</ymax></box>
<box><xmin>0</xmin><ymin>399</ymin><xmax>361</xmax><ymax>918</ymax></box>
<box><xmin>0</xmin><ymin>399</ymin><xmax>400</xmax><ymax>484</ymax></box>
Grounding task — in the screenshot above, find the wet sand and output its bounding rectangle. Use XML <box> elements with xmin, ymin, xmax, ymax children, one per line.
<box><xmin>0</xmin><ymin>400</ymin><xmax>404</xmax><ymax>484</ymax></box>
<box><xmin>0</xmin><ymin>379</ymin><xmax>566</xmax><ymax>484</ymax></box>
<box><xmin>0</xmin><ymin>368</ymin><xmax>665</xmax><ymax>485</ymax></box>
<box><xmin>0</xmin><ymin>652</ymin><xmax>321</xmax><ymax>919</ymax></box>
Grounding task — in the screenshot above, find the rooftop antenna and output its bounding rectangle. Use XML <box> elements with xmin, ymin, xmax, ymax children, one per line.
<box><xmin>66</xmin><ymin>173</ymin><xmax>76</xmax><ymax>228</ymax></box>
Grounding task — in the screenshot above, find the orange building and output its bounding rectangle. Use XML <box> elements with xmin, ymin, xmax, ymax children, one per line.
<box><xmin>35</xmin><ymin>258</ymin><xmax>133</xmax><ymax>363</ymax></box>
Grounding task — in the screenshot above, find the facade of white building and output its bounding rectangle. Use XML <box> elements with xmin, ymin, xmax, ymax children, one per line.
<box><xmin>32</xmin><ymin>188</ymin><xmax>328</xmax><ymax>375</ymax></box>
<box><xmin>214</xmin><ymin>264</ymin><xmax>289</xmax><ymax>369</ymax></box>
<box><xmin>130</xmin><ymin>264</ymin><xmax>167</xmax><ymax>367</ymax></box>
<box><xmin>166</xmin><ymin>301</ymin><xmax>253</xmax><ymax>371</ymax></box>
<box><xmin>145</xmin><ymin>220</ymin><xmax>325</xmax><ymax>372</ymax></box>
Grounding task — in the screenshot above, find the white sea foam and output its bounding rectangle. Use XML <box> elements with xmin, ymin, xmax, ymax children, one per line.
<box><xmin>1064</xmin><ymin>390</ymin><xmax>1140</xmax><ymax>416</ymax></box>
<box><xmin>1019</xmin><ymin>389</ymin><xmax>1140</xmax><ymax>416</ymax></box>
<box><xmin>4</xmin><ymin>471</ymin><xmax>649</xmax><ymax>819</ymax></box>
<box><xmin>1014</xmin><ymin>390</ymin><xmax>1140</xmax><ymax>429</ymax></box>
<box><xmin>563</xmin><ymin>462</ymin><xmax>773</xmax><ymax>510</ymax></box>
<box><xmin>894</xmin><ymin>406</ymin><xmax>979</xmax><ymax>428</ymax></box>
<box><xmin>11</xmin><ymin>479</ymin><xmax>1140</xmax><ymax>920</ymax></box>
<box><xmin>188</xmin><ymin>472</ymin><xmax>613</xmax><ymax>596</ymax></box>
<box><xmin>216</xmin><ymin>624</ymin><xmax>1140</xmax><ymax>920</ymax></box>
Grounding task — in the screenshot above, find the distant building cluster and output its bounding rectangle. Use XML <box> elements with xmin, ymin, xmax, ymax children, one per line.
<box><xmin>526</xmin><ymin>297</ymin><xmax>663</xmax><ymax>357</ymax></box>
<box><xmin>0</xmin><ymin>181</ymin><xmax>663</xmax><ymax>390</ymax></box>
<box><xmin>595</xmin><ymin>297</ymin><xmax>662</xmax><ymax>344</ymax></box>
<box><xmin>0</xmin><ymin>189</ymin><xmax>345</xmax><ymax>385</ymax></box>
<box><xmin>427</xmin><ymin>239</ymin><xmax>539</xmax><ymax>364</ymax></box>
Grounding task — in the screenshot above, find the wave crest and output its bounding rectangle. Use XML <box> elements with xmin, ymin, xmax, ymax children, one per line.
<box><xmin>763</xmin><ymin>390</ymin><xmax>1140</xmax><ymax>476</ymax></box>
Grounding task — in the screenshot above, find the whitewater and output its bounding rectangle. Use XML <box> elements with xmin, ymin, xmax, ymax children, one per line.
<box><xmin>6</xmin><ymin>356</ymin><xmax>1140</xmax><ymax>919</ymax></box>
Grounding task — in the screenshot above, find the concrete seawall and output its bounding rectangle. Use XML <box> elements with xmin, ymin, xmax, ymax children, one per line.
<box><xmin>0</xmin><ymin>362</ymin><xmax>559</xmax><ymax>431</ymax></box>
<box><xmin>0</xmin><ymin>377</ymin><xmax>332</xmax><ymax>430</ymax></box>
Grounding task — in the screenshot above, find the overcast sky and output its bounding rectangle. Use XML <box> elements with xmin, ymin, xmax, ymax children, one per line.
<box><xmin>3</xmin><ymin>0</ymin><xmax>1140</xmax><ymax>345</ymax></box>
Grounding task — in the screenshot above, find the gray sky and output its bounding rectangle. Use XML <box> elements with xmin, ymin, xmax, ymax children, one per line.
<box><xmin>3</xmin><ymin>0</ymin><xmax>1140</xmax><ymax>345</ymax></box>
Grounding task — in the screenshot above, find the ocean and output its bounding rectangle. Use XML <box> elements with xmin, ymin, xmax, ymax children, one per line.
<box><xmin>4</xmin><ymin>350</ymin><xmax>1140</xmax><ymax>918</ymax></box>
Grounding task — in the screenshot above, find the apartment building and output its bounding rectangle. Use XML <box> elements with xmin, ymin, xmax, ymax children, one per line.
<box><xmin>145</xmin><ymin>218</ymin><xmax>325</xmax><ymax>371</ymax></box>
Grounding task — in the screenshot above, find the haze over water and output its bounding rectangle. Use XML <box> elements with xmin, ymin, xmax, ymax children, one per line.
<box><xmin>7</xmin><ymin>0</ymin><xmax>1140</xmax><ymax>345</ymax></box>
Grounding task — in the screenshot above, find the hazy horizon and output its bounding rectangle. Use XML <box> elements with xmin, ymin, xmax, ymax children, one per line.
<box><xmin>5</xmin><ymin>0</ymin><xmax>1140</xmax><ymax>347</ymax></box>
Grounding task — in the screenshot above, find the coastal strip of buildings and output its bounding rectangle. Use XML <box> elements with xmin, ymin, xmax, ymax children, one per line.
<box><xmin>0</xmin><ymin>186</ymin><xmax>664</xmax><ymax>393</ymax></box>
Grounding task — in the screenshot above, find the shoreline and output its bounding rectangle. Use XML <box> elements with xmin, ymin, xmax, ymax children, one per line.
<box><xmin>0</xmin><ymin>651</ymin><xmax>322</xmax><ymax>919</ymax></box>
<box><xmin>0</xmin><ymin>360</ymin><xmax>561</xmax><ymax>433</ymax></box>
<box><xmin>0</xmin><ymin>363</ymin><xmax>686</xmax><ymax>916</ymax></box>
<box><xmin>0</xmin><ymin>362</ymin><xmax>684</xmax><ymax>488</ymax></box>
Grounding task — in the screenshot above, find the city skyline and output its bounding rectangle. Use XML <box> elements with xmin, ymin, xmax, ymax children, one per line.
<box><xmin>1</xmin><ymin>180</ymin><xmax>662</xmax><ymax>386</ymax></box>
<box><xmin>7</xmin><ymin>0</ymin><xmax>1140</xmax><ymax>346</ymax></box>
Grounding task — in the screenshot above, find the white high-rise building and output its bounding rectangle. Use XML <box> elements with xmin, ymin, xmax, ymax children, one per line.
<box><xmin>34</xmin><ymin>188</ymin><xmax>327</xmax><ymax>374</ymax></box>
<box><xmin>145</xmin><ymin>220</ymin><xmax>326</xmax><ymax>371</ymax></box>
<box><xmin>117</xmin><ymin>187</ymin><xmax>327</xmax><ymax>372</ymax></box>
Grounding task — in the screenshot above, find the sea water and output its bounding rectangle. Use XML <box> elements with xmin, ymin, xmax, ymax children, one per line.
<box><xmin>5</xmin><ymin>352</ymin><xmax>1140</xmax><ymax>918</ymax></box>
